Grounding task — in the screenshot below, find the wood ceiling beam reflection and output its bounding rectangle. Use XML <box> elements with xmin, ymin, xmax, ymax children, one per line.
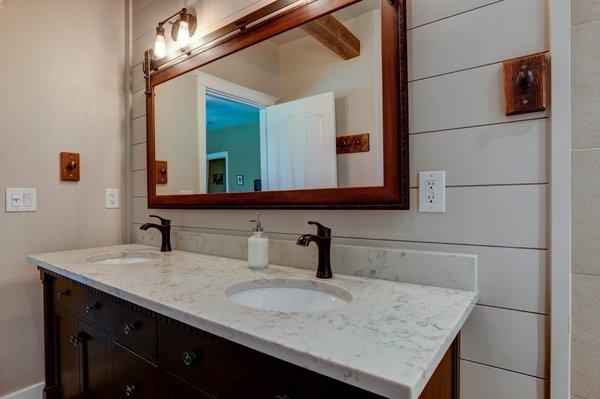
<box><xmin>300</xmin><ymin>15</ymin><xmax>360</xmax><ymax>60</ymax></box>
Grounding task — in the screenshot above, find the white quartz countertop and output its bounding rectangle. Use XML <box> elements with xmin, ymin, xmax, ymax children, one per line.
<box><xmin>28</xmin><ymin>244</ymin><xmax>477</xmax><ymax>399</ymax></box>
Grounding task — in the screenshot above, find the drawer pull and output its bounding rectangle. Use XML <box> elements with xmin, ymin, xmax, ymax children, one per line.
<box><xmin>123</xmin><ymin>322</ymin><xmax>140</xmax><ymax>335</ymax></box>
<box><xmin>68</xmin><ymin>333</ymin><xmax>83</xmax><ymax>348</ymax></box>
<box><xmin>275</xmin><ymin>395</ymin><xmax>291</xmax><ymax>399</ymax></box>
<box><xmin>56</xmin><ymin>289</ymin><xmax>71</xmax><ymax>299</ymax></box>
<box><xmin>124</xmin><ymin>384</ymin><xmax>137</xmax><ymax>397</ymax></box>
<box><xmin>182</xmin><ymin>350</ymin><xmax>199</xmax><ymax>366</ymax></box>
<box><xmin>84</xmin><ymin>303</ymin><xmax>100</xmax><ymax>313</ymax></box>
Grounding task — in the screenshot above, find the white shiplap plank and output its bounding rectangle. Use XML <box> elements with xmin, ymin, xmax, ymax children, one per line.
<box><xmin>461</xmin><ymin>306</ymin><xmax>548</xmax><ymax>378</ymax></box>
<box><xmin>132</xmin><ymin>116</ymin><xmax>146</xmax><ymax>145</ymax></box>
<box><xmin>132</xmin><ymin>29</ymin><xmax>154</xmax><ymax>67</ymax></box>
<box><xmin>132</xmin><ymin>90</ymin><xmax>146</xmax><ymax>119</ymax></box>
<box><xmin>409</xmin><ymin>63</ymin><xmax>547</xmax><ymax>134</ymax></box>
<box><xmin>133</xmin><ymin>0</ymin><xmax>154</xmax><ymax>16</ymax></box>
<box><xmin>460</xmin><ymin>360</ymin><xmax>546</xmax><ymax>399</ymax></box>
<box><xmin>132</xmin><ymin>0</ymin><xmax>185</xmax><ymax>41</ymax></box>
<box><xmin>131</xmin><ymin>143</ymin><xmax>146</xmax><ymax>171</ymax></box>
<box><xmin>407</xmin><ymin>0</ymin><xmax>500</xmax><ymax>29</ymax></box>
<box><xmin>131</xmin><ymin>63</ymin><xmax>144</xmax><ymax>93</ymax></box>
<box><xmin>408</xmin><ymin>0</ymin><xmax>547</xmax><ymax>80</ymax></box>
<box><xmin>133</xmin><ymin>0</ymin><xmax>268</xmax><ymax>41</ymax></box>
<box><xmin>133</xmin><ymin>184</ymin><xmax>547</xmax><ymax>248</ymax></box>
<box><xmin>131</xmin><ymin>0</ymin><xmax>276</xmax><ymax>66</ymax></box>
<box><xmin>132</xmin><ymin>170</ymin><xmax>147</xmax><ymax>198</ymax></box>
<box><xmin>410</xmin><ymin>119</ymin><xmax>548</xmax><ymax>187</ymax></box>
<box><xmin>333</xmin><ymin>238</ymin><xmax>548</xmax><ymax>314</ymax></box>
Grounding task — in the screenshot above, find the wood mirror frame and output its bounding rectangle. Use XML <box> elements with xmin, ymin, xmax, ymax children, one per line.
<box><xmin>146</xmin><ymin>0</ymin><xmax>408</xmax><ymax>209</ymax></box>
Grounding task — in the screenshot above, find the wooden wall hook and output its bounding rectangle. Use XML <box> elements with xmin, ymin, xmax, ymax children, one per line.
<box><xmin>503</xmin><ymin>53</ymin><xmax>547</xmax><ymax>116</ymax></box>
<box><xmin>60</xmin><ymin>152</ymin><xmax>80</xmax><ymax>181</ymax></box>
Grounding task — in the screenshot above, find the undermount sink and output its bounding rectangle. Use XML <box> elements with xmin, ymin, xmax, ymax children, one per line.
<box><xmin>86</xmin><ymin>251</ymin><xmax>161</xmax><ymax>265</ymax></box>
<box><xmin>226</xmin><ymin>278</ymin><xmax>352</xmax><ymax>312</ymax></box>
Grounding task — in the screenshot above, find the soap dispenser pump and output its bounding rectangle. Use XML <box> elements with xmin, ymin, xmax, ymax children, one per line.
<box><xmin>248</xmin><ymin>212</ymin><xmax>269</xmax><ymax>270</ymax></box>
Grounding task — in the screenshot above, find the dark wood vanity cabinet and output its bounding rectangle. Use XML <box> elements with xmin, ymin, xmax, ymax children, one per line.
<box><xmin>41</xmin><ymin>270</ymin><xmax>458</xmax><ymax>399</ymax></box>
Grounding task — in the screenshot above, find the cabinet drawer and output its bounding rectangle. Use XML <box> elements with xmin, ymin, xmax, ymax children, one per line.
<box><xmin>159</xmin><ymin>321</ymin><xmax>385</xmax><ymax>399</ymax></box>
<box><xmin>113</xmin><ymin>342</ymin><xmax>158</xmax><ymax>399</ymax></box>
<box><xmin>111</xmin><ymin>301</ymin><xmax>157</xmax><ymax>358</ymax></box>
<box><xmin>53</xmin><ymin>278</ymin><xmax>110</xmax><ymax>329</ymax></box>
<box><xmin>53</xmin><ymin>278</ymin><xmax>86</xmax><ymax>314</ymax></box>
<box><xmin>159</xmin><ymin>321</ymin><xmax>291</xmax><ymax>398</ymax></box>
<box><xmin>159</xmin><ymin>370</ymin><xmax>215</xmax><ymax>399</ymax></box>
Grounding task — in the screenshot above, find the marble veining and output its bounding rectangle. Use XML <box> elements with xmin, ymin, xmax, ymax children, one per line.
<box><xmin>28</xmin><ymin>244</ymin><xmax>478</xmax><ymax>399</ymax></box>
<box><xmin>136</xmin><ymin>228</ymin><xmax>478</xmax><ymax>291</ymax></box>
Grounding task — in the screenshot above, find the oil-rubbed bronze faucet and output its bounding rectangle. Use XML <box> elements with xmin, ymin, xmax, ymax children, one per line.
<box><xmin>140</xmin><ymin>215</ymin><xmax>172</xmax><ymax>252</ymax></box>
<box><xmin>296</xmin><ymin>221</ymin><xmax>333</xmax><ymax>279</ymax></box>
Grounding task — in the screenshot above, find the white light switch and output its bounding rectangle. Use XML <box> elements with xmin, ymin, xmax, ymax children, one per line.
<box><xmin>5</xmin><ymin>188</ymin><xmax>37</xmax><ymax>212</ymax></box>
<box><xmin>418</xmin><ymin>171</ymin><xmax>446</xmax><ymax>213</ymax></box>
<box><xmin>106</xmin><ymin>189</ymin><xmax>119</xmax><ymax>209</ymax></box>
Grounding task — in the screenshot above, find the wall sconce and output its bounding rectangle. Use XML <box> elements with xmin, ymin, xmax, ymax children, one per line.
<box><xmin>153</xmin><ymin>8</ymin><xmax>197</xmax><ymax>59</ymax></box>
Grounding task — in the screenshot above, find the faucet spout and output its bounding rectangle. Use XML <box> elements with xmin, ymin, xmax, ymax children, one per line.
<box><xmin>296</xmin><ymin>234</ymin><xmax>316</xmax><ymax>246</ymax></box>
<box><xmin>296</xmin><ymin>222</ymin><xmax>333</xmax><ymax>279</ymax></box>
<box><xmin>139</xmin><ymin>216</ymin><xmax>172</xmax><ymax>252</ymax></box>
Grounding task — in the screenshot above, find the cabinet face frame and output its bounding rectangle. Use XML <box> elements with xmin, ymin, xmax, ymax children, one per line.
<box><xmin>145</xmin><ymin>0</ymin><xmax>409</xmax><ymax>209</ymax></box>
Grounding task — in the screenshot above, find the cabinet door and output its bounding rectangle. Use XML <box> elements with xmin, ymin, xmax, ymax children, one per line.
<box><xmin>54</xmin><ymin>309</ymin><xmax>81</xmax><ymax>399</ymax></box>
<box><xmin>113</xmin><ymin>342</ymin><xmax>158</xmax><ymax>399</ymax></box>
<box><xmin>80</xmin><ymin>320</ymin><xmax>112</xmax><ymax>398</ymax></box>
<box><xmin>159</xmin><ymin>370</ymin><xmax>214</xmax><ymax>399</ymax></box>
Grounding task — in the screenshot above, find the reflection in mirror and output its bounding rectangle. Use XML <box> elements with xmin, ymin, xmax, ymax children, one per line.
<box><xmin>154</xmin><ymin>0</ymin><xmax>383</xmax><ymax>195</ymax></box>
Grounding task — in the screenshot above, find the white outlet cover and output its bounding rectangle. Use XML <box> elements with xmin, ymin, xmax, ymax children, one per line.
<box><xmin>418</xmin><ymin>171</ymin><xmax>446</xmax><ymax>212</ymax></box>
<box><xmin>105</xmin><ymin>189</ymin><xmax>120</xmax><ymax>209</ymax></box>
<box><xmin>5</xmin><ymin>188</ymin><xmax>37</xmax><ymax>212</ymax></box>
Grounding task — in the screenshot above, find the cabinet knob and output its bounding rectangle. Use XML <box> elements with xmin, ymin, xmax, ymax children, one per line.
<box><xmin>123</xmin><ymin>322</ymin><xmax>140</xmax><ymax>335</ymax></box>
<box><xmin>124</xmin><ymin>384</ymin><xmax>137</xmax><ymax>397</ymax></box>
<box><xmin>182</xmin><ymin>350</ymin><xmax>199</xmax><ymax>366</ymax></box>
<box><xmin>68</xmin><ymin>333</ymin><xmax>83</xmax><ymax>347</ymax></box>
<box><xmin>84</xmin><ymin>303</ymin><xmax>100</xmax><ymax>313</ymax></box>
<box><xmin>56</xmin><ymin>289</ymin><xmax>71</xmax><ymax>299</ymax></box>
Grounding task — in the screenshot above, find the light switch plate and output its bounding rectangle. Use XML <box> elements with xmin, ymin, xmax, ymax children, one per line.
<box><xmin>6</xmin><ymin>188</ymin><xmax>37</xmax><ymax>212</ymax></box>
<box><xmin>418</xmin><ymin>171</ymin><xmax>446</xmax><ymax>212</ymax></box>
<box><xmin>105</xmin><ymin>189</ymin><xmax>119</xmax><ymax>209</ymax></box>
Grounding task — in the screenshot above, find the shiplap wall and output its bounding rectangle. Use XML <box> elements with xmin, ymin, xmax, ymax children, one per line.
<box><xmin>129</xmin><ymin>0</ymin><xmax>549</xmax><ymax>397</ymax></box>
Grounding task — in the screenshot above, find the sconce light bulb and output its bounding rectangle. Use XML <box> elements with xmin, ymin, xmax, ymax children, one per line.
<box><xmin>154</xmin><ymin>28</ymin><xmax>167</xmax><ymax>59</ymax></box>
<box><xmin>177</xmin><ymin>20</ymin><xmax>191</xmax><ymax>49</ymax></box>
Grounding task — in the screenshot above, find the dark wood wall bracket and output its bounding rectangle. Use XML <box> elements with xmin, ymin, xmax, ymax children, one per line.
<box><xmin>336</xmin><ymin>133</ymin><xmax>370</xmax><ymax>154</ymax></box>
<box><xmin>503</xmin><ymin>53</ymin><xmax>547</xmax><ymax>116</ymax></box>
<box><xmin>60</xmin><ymin>152</ymin><xmax>80</xmax><ymax>181</ymax></box>
<box><xmin>156</xmin><ymin>160</ymin><xmax>168</xmax><ymax>184</ymax></box>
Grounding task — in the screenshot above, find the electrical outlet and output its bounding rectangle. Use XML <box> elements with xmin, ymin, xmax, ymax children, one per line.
<box><xmin>105</xmin><ymin>189</ymin><xmax>119</xmax><ymax>209</ymax></box>
<box><xmin>418</xmin><ymin>171</ymin><xmax>446</xmax><ymax>212</ymax></box>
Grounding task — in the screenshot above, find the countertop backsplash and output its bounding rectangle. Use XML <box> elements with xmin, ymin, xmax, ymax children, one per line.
<box><xmin>135</xmin><ymin>228</ymin><xmax>477</xmax><ymax>291</ymax></box>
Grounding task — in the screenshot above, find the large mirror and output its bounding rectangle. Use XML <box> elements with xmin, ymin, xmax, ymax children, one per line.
<box><xmin>147</xmin><ymin>0</ymin><xmax>408</xmax><ymax>209</ymax></box>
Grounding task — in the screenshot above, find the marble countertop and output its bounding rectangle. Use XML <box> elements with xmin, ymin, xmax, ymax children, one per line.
<box><xmin>28</xmin><ymin>244</ymin><xmax>477</xmax><ymax>399</ymax></box>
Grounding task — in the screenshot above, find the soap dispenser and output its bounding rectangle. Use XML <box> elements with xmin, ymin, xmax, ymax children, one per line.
<box><xmin>248</xmin><ymin>212</ymin><xmax>269</xmax><ymax>270</ymax></box>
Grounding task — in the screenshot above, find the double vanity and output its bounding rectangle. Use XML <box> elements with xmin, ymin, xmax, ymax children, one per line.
<box><xmin>29</xmin><ymin>245</ymin><xmax>477</xmax><ymax>399</ymax></box>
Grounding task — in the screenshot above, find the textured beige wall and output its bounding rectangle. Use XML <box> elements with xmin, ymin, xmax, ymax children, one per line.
<box><xmin>570</xmin><ymin>1</ymin><xmax>600</xmax><ymax>398</ymax></box>
<box><xmin>0</xmin><ymin>0</ymin><xmax>126</xmax><ymax>394</ymax></box>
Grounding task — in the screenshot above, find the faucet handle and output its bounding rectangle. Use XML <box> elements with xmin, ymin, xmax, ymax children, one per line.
<box><xmin>149</xmin><ymin>215</ymin><xmax>171</xmax><ymax>226</ymax></box>
<box><xmin>307</xmin><ymin>221</ymin><xmax>331</xmax><ymax>238</ymax></box>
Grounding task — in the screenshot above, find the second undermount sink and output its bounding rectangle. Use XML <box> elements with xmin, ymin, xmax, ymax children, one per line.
<box><xmin>86</xmin><ymin>251</ymin><xmax>161</xmax><ymax>265</ymax></box>
<box><xmin>226</xmin><ymin>278</ymin><xmax>352</xmax><ymax>313</ymax></box>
